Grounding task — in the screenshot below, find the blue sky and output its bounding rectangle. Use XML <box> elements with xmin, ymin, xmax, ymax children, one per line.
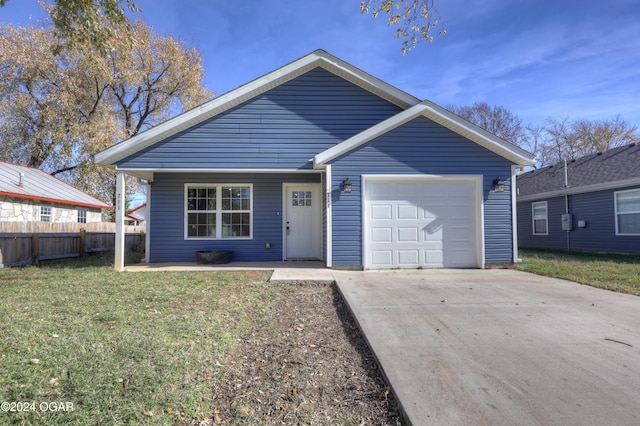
<box><xmin>2</xmin><ymin>0</ymin><xmax>640</xmax><ymax>128</ymax></box>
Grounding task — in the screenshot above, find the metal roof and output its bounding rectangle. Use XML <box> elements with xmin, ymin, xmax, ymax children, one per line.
<box><xmin>0</xmin><ymin>162</ymin><xmax>111</xmax><ymax>209</ymax></box>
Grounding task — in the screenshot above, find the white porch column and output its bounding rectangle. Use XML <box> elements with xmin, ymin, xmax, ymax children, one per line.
<box><xmin>114</xmin><ymin>170</ymin><xmax>126</xmax><ymax>271</ymax></box>
<box><xmin>144</xmin><ymin>181</ymin><xmax>151</xmax><ymax>263</ymax></box>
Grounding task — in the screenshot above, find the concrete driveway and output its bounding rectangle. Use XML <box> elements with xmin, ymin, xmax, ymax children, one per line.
<box><xmin>334</xmin><ymin>269</ymin><xmax>640</xmax><ymax>426</ymax></box>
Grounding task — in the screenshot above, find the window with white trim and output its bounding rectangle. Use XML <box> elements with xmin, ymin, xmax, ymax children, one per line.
<box><xmin>185</xmin><ymin>184</ymin><xmax>252</xmax><ymax>239</ymax></box>
<box><xmin>615</xmin><ymin>189</ymin><xmax>640</xmax><ymax>235</ymax></box>
<box><xmin>40</xmin><ymin>206</ymin><xmax>52</xmax><ymax>222</ymax></box>
<box><xmin>77</xmin><ymin>209</ymin><xmax>87</xmax><ymax>224</ymax></box>
<box><xmin>532</xmin><ymin>201</ymin><xmax>548</xmax><ymax>235</ymax></box>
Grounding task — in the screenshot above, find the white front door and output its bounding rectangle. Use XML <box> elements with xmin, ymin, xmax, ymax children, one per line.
<box><xmin>284</xmin><ymin>183</ymin><xmax>322</xmax><ymax>260</ymax></box>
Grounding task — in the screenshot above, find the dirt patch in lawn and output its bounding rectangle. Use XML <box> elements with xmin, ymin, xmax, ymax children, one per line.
<box><xmin>207</xmin><ymin>281</ymin><xmax>404</xmax><ymax>425</ymax></box>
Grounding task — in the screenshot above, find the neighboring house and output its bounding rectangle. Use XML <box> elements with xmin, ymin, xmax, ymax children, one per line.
<box><xmin>95</xmin><ymin>50</ymin><xmax>534</xmax><ymax>271</ymax></box>
<box><xmin>0</xmin><ymin>162</ymin><xmax>110</xmax><ymax>224</ymax></box>
<box><xmin>517</xmin><ymin>143</ymin><xmax>640</xmax><ymax>253</ymax></box>
<box><xmin>125</xmin><ymin>203</ymin><xmax>147</xmax><ymax>226</ymax></box>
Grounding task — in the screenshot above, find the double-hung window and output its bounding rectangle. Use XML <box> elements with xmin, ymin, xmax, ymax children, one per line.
<box><xmin>615</xmin><ymin>189</ymin><xmax>640</xmax><ymax>235</ymax></box>
<box><xmin>532</xmin><ymin>201</ymin><xmax>548</xmax><ymax>235</ymax></box>
<box><xmin>77</xmin><ymin>209</ymin><xmax>87</xmax><ymax>224</ymax></box>
<box><xmin>185</xmin><ymin>184</ymin><xmax>252</xmax><ymax>239</ymax></box>
<box><xmin>40</xmin><ymin>206</ymin><xmax>52</xmax><ymax>222</ymax></box>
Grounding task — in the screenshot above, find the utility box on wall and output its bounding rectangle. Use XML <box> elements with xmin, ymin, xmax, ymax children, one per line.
<box><xmin>561</xmin><ymin>214</ymin><xmax>573</xmax><ymax>231</ymax></box>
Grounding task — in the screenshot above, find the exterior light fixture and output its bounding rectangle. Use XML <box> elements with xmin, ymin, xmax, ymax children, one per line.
<box><xmin>342</xmin><ymin>177</ymin><xmax>352</xmax><ymax>193</ymax></box>
<box><xmin>492</xmin><ymin>177</ymin><xmax>506</xmax><ymax>192</ymax></box>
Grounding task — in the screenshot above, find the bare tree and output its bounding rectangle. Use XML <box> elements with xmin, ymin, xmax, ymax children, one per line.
<box><xmin>539</xmin><ymin>115</ymin><xmax>639</xmax><ymax>165</ymax></box>
<box><xmin>449</xmin><ymin>101</ymin><xmax>525</xmax><ymax>146</ymax></box>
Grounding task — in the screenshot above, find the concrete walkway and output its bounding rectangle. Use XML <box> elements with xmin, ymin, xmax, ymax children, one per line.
<box><xmin>334</xmin><ymin>269</ymin><xmax>640</xmax><ymax>426</ymax></box>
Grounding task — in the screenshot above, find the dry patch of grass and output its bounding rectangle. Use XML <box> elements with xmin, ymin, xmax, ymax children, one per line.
<box><xmin>518</xmin><ymin>248</ymin><xmax>640</xmax><ymax>296</ymax></box>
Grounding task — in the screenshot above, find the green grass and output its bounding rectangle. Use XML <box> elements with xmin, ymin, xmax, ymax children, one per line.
<box><xmin>518</xmin><ymin>248</ymin><xmax>640</xmax><ymax>296</ymax></box>
<box><xmin>0</xmin><ymin>255</ymin><xmax>276</xmax><ymax>425</ymax></box>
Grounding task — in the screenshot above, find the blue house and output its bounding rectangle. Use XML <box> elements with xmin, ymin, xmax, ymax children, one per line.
<box><xmin>95</xmin><ymin>50</ymin><xmax>534</xmax><ymax>271</ymax></box>
<box><xmin>517</xmin><ymin>143</ymin><xmax>640</xmax><ymax>253</ymax></box>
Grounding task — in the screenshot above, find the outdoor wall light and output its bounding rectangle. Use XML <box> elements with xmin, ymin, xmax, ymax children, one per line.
<box><xmin>492</xmin><ymin>177</ymin><xmax>506</xmax><ymax>192</ymax></box>
<box><xmin>342</xmin><ymin>177</ymin><xmax>352</xmax><ymax>193</ymax></box>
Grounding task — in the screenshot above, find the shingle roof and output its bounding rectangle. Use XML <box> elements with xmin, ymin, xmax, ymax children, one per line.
<box><xmin>0</xmin><ymin>162</ymin><xmax>111</xmax><ymax>209</ymax></box>
<box><xmin>517</xmin><ymin>143</ymin><xmax>640</xmax><ymax>197</ymax></box>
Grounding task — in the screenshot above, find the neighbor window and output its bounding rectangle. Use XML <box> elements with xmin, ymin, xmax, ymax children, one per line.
<box><xmin>40</xmin><ymin>206</ymin><xmax>52</xmax><ymax>222</ymax></box>
<box><xmin>77</xmin><ymin>209</ymin><xmax>87</xmax><ymax>224</ymax></box>
<box><xmin>185</xmin><ymin>184</ymin><xmax>252</xmax><ymax>239</ymax></box>
<box><xmin>615</xmin><ymin>189</ymin><xmax>640</xmax><ymax>235</ymax></box>
<box><xmin>532</xmin><ymin>201</ymin><xmax>548</xmax><ymax>235</ymax></box>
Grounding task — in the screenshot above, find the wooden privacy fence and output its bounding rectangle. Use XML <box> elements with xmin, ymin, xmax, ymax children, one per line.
<box><xmin>0</xmin><ymin>228</ymin><xmax>145</xmax><ymax>267</ymax></box>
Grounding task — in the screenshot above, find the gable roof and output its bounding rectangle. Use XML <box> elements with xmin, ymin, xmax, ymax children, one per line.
<box><xmin>0</xmin><ymin>162</ymin><xmax>111</xmax><ymax>209</ymax></box>
<box><xmin>517</xmin><ymin>143</ymin><xmax>640</xmax><ymax>200</ymax></box>
<box><xmin>314</xmin><ymin>100</ymin><xmax>535</xmax><ymax>167</ymax></box>
<box><xmin>94</xmin><ymin>49</ymin><xmax>420</xmax><ymax>168</ymax></box>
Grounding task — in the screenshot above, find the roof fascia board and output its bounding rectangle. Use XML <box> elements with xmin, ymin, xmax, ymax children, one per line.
<box><xmin>315</xmin><ymin>101</ymin><xmax>536</xmax><ymax>166</ymax></box>
<box><xmin>0</xmin><ymin>191</ymin><xmax>111</xmax><ymax>209</ymax></box>
<box><xmin>516</xmin><ymin>177</ymin><xmax>640</xmax><ymax>202</ymax></box>
<box><xmin>116</xmin><ymin>167</ymin><xmax>321</xmax><ymax>174</ymax></box>
<box><xmin>417</xmin><ymin>100</ymin><xmax>535</xmax><ymax>166</ymax></box>
<box><xmin>95</xmin><ymin>50</ymin><xmax>420</xmax><ymax>168</ymax></box>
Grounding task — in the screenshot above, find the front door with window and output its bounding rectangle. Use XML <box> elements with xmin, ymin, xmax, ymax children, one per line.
<box><xmin>284</xmin><ymin>183</ymin><xmax>322</xmax><ymax>260</ymax></box>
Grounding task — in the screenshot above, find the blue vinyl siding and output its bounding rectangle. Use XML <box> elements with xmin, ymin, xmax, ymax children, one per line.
<box><xmin>517</xmin><ymin>185</ymin><xmax>640</xmax><ymax>253</ymax></box>
<box><xmin>118</xmin><ymin>68</ymin><xmax>402</xmax><ymax>170</ymax></box>
<box><xmin>148</xmin><ymin>172</ymin><xmax>320</xmax><ymax>262</ymax></box>
<box><xmin>328</xmin><ymin>116</ymin><xmax>515</xmax><ymax>267</ymax></box>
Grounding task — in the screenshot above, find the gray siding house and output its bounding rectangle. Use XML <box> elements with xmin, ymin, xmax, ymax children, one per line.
<box><xmin>95</xmin><ymin>50</ymin><xmax>534</xmax><ymax>271</ymax></box>
<box><xmin>517</xmin><ymin>143</ymin><xmax>640</xmax><ymax>253</ymax></box>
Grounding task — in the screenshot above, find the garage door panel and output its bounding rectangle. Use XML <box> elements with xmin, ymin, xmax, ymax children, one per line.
<box><xmin>371</xmin><ymin>227</ymin><xmax>393</xmax><ymax>243</ymax></box>
<box><xmin>397</xmin><ymin>204</ymin><xmax>419</xmax><ymax>219</ymax></box>
<box><xmin>397</xmin><ymin>227</ymin><xmax>419</xmax><ymax>242</ymax></box>
<box><xmin>371</xmin><ymin>250</ymin><xmax>393</xmax><ymax>267</ymax></box>
<box><xmin>424</xmin><ymin>249</ymin><xmax>444</xmax><ymax>266</ymax></box>
<box><xmin>365</xmin><ymin>178</ymin><xmax>479</xmax><ymax>269</ymax></box>
<box><xmin>398</xmin><ymin>250</ymin><xmax>419</xmax><ymax>265</ymax></box>
<box><xmin>371</xmin><ymin>204</ymin><xmax>393</xmax><ymax>220</ymax></box>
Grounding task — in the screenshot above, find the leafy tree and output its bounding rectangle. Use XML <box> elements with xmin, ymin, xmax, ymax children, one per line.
<box><xmin>360</xmin><ymin>0</ymin><xmax>446</xmax><ymax>54</ymax></box>
<box><xmin>0</xmin><ymin>0</ymin><xmax>139</xmax><ymax>53</ymax></box>
<box><xmin>0</xmin><ymin>21</ymin><xmax>213</xmax><ymax>202</ymax></box>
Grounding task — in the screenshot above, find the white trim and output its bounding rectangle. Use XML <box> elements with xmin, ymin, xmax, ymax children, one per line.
<box><xmin>361</xmin><ymin>174</ymin><xmax>484</xmax><ymax>269</ymax></box>
<box><xmin>145</xmin><ymin>182</ymin><xmax>151</xmax><ymax>263</ymax></box>
<box><xmin>114</xmin><ymin>171</ymin><xmax>126</xmax><ymax>272</ymax></box>
<box><xmin>511</xmin><ymin>165</ymin><xmax>520</xmax><ymax>262</ymax></box>
<box><xmin>183</xmin><ymin>183</ymin><xmax>254</xmax><ymax>240</ymax></box>
<box><xmin>113</xmin><ymin>168</ymin><xmax>322</xmax><ymax>182</ymax></box>
<box><xmin>532</xmin><ymin>201</ymin><xmax>549</xmax><ymax>236</ymax></box>
<box><xmin>325</xmin><ymin>165</ymin><xmax>333</xmax><ymax>267</ymax></box>
<box><xmin>314</xmin><ymin>101</ymin><xmax>535</xmax><ymax>167</ymax></box>
<box><xmin>517</xmin><ymin>177</ymin><xmax>640</xmax><ymax>202</ymax></box>
<box><xmin>282</xmin><ymin>182</ymin><xmax>323</xmax><ymax>260</ymax></box>
<box><xmin>614</xmin><ymin>188</ymin><xmax>640</xmax><ymax>236</ymax></box>
<box><xmin>95</xmin><ymin>49</ymin><xmax>419</xmax><ymax>168</ymax></box>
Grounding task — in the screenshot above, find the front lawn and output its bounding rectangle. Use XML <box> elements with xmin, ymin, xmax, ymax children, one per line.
<box><xmin>518</xmin><ymin>248</ymin><xmax>640</xmax><ymax>296</ymax></box>
<box><xmin>0</xmin><ymin>256</ymin><xmax>401</xmax><ymax>425</ymax></box>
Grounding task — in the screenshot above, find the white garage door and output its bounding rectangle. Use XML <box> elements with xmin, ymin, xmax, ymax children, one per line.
<box><xmin>364</xmin><ymin>177</ymin><xmax>481</xmax><ymax>269</ymax></box>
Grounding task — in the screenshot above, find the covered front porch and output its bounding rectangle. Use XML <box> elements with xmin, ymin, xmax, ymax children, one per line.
<box><xmin>112</xmin><ymin>170</ymin><xmax>329</xmax><ymax>271</ymax></box>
